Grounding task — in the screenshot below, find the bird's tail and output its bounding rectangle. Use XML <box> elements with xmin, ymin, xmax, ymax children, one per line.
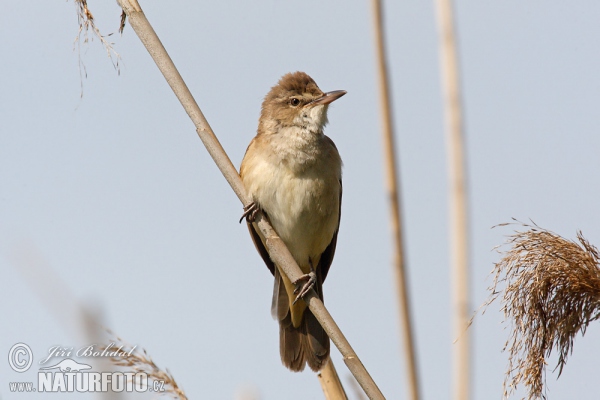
<box><xmin>279</xmin><ymin>308</ymin><xmax>330</xmax><ymax>372</ymax></box>
<box><xmin>273</xmin><ymin>268</ymin><xmax>330</xmax><ymax>372</ymax></box>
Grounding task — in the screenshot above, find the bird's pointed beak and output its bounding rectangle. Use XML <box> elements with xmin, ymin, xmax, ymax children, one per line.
<box><xmin>305</xmin><ymin>90</ymin><xmax>347</xmax><ymax>107</ymax></box>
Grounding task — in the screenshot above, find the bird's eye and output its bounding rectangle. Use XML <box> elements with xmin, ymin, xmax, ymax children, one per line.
<box><xmin>290</xmin><ymin>98</ymin><xmax>300</xmax><ymax>107</ymax></box>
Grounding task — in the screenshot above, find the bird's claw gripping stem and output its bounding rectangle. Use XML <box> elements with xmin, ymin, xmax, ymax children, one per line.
<box><xmin>239</xmin><ymin>202</ymin><xmax>259</xmax><ymax>223</ymax></box>
<box><xmin>292</xmin><ymin>269</ymin><xmax>317</xmax><ymax>305</ymax></box>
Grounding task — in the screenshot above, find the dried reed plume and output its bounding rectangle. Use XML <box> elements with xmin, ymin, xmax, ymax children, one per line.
<box><xmin>101</xmin><ymin>332</ymin><xmax>187</xmax><ymax>400</ymax></box>
<box><xmin>73</xmin><ymin>0</ymin><xmax>121</xmax><ymax>94</ymax></box>
<box><xmin>487</xmin><ymin>220</ymin><xmax>600</xmax><ymax>399</ymax></box>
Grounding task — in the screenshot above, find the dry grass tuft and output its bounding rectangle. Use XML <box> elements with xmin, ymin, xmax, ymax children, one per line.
<box><xmin>73</xmin><ymin>0</ymin><xmax>122</xmax><ymax>95</ymax></box>
<box><xmin>486</xmin><ymin>220</ymin><xmax>600</xmax><ymax>399</ymax></box>
<box><xmin>101</xmin><ymin>331</ymin><xmax>188</xmax><ymax>400</ymax></box>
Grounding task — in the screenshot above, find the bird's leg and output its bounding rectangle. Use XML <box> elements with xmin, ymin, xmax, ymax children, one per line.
<box><xmin>239</xmin><ymin>202</ymin><xmax>259</xmax><ymax>223</ymax></box>
<box><xmin>293</xmin><ymin>258</ymin><xmax>317</xmax><ymax>305</ymax></box>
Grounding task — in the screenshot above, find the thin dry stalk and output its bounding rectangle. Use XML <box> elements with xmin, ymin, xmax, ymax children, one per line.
<box><xmin>370</xmin><ymin>1</ymin><xmax>420</xmax><ymax>399</ymax></box>
<box><xmin>487</xmin><ymin>221</ymin><xmax>600</xmax><ymax>399</ymax></box>
<box><xmin>318</xmin><ymin>361</ymin><xmax>348</xmax><ymax>400</ymax></box>
<box><xmin>434</xmin><ymin>0</ymin><xmax>470</xmax><ymax>399</ymax></box>
<box><xmin>73</xmin><ymin>0</ymin><xmax>121</xmax><ymax>95</ymax></box>
<box><xmin>101</xmin><ymin>333</ymin><xmax>188</xmax><ymax>400</ymax></box>
<box><xmin>113</xmin><ymin>1</ymin><xmax>384</xmax><ymax>398</ymax></box>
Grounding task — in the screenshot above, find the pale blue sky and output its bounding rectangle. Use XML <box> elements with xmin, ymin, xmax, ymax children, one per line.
<box><xmin>2</xmin><ymin>1</ymin><xmax>600</xmax><ymax>399</ymax></box>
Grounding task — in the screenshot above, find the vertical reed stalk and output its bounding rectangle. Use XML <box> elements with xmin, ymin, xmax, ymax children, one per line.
<box><xmin>318</xmin><ymin>361</ymin><xmax>349</xmax><ymax>400</ymax></box>
<box><xmin>370</xmin><ymin>1</ymin><xmax>420</xmax><ymax>399</ymax></box>
<box><xmin>434</xmin><ymin>1</ymin><xmax>470</xmax><ymax>399</ymax></box>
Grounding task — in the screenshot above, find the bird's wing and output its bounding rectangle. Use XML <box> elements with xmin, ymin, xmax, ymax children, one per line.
<box><xmin>246</xmin><ymin>216</ymin><xmax>276</xmax><ymax>276</ymax></box>
<box><xmin>319</xmin><ymin>178</ymin><xmax>342</xmax><ymax>283</ymax></box>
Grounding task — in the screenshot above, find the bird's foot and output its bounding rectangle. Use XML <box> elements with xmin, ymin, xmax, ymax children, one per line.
<box><xmin>239</xmin><ymin>202</ymin><xmax>259</xmax><ymax>223</ymax></box>
<box><xmin>292</xmin><ymin>269</ymin><xmax>317</xmax><ymax>305</ymax></box>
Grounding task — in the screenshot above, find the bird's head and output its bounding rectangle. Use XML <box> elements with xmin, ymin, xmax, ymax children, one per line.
<box><xmin>258</xmin><ymin>71</ymin><xmax>346</xmax><ymax>134</ymax></box>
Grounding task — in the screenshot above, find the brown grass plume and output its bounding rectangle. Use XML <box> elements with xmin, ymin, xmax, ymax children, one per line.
<box><xmin>73</xmin><ymin>0</ymin><xmax>121</xmax><ymax>96</ymax></box>
<box><xmin>101</xmin><ymin>332</ymin><xmax>188</xmax><ymax>400</ymax></box>
<box><xmin>487</xmin><ymin>220</ymin><xmax>600</xmax><ymax>399</ymax></box>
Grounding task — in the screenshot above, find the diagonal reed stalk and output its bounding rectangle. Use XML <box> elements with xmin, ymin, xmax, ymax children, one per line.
<box><xmin>110</xmin><ymin>1</ymin><xmax>384</xmax><ymax>399</ymax></box>
<box><xmin>434</xmin><ymin>0</ymin><xmax>470</xmax><ymax>399</ymax></box>
<box><xmin>370</xmin><ymin>1</ymin><xmax>420</xmax><ymax>399</ymax></box>
<box><xmin>487</xmin><ymin>221</ymin><xmax>600</xmax><ymax>399</ymax></box>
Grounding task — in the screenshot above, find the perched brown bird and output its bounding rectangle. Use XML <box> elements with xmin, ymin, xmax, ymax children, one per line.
<box><xmin>240</xmin><ymin>72</ymin><xmax>346</xmax><ymax>372</ymax></box>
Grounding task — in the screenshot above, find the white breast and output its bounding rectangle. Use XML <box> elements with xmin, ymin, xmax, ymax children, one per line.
<box><xmin>241</xmin><ymin>129</ymin><xmax>342</xmax><ymax>271</ymax></box>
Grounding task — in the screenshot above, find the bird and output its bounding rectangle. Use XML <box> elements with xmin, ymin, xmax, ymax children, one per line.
<box><xmin>239</xmin><ymin>71</ymin><xmax>346</xmax><ymax>372</ymax></box>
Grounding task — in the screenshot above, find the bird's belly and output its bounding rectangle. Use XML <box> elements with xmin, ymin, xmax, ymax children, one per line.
<box><xmin>259</xmin><ymin>168</ymin><xmax>340</xmax><ymax>271</ymax></box>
